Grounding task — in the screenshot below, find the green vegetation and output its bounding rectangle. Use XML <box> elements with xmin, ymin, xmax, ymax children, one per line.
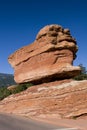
<box><xmin>11</xmin><ymin>83</ymin><xmax>33</xmax><ymax>94</ymax></box>
<box><xmin>0</xmin><ymin>87</ymin><xmax>11</xmax><ymax>100</ymax></box>
<box><xmin>0</xmin><ymin>83</ymin><xmax>33</xmax><ymax>100</ymax></box>
<box><xmin>74</xmin><ymin>64</ymin><xmax>87</xmax><ymax>80</ymax></box>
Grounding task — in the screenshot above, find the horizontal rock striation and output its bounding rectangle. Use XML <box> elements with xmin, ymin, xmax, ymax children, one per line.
<box><xmin>0</xmin><ymin>80</ymin><xmax>87</xmax><ymax>119</ymax></box>
<box><xmin>8</xmin><ymin>24</ymin><xmax>80</xmax><ymax>84</ymax></box>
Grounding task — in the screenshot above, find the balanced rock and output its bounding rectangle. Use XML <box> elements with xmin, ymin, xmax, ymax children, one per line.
<box><xmin>8</xmin><ymin>24</ymin><xmax>80</xmax><ymax>84</ymax></box>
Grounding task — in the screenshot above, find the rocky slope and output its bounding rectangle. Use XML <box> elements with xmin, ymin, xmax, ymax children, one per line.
<box><xmin>8</xmin><ymin>24</ymin><xmax>80</xmax><ymax>84</ymax></box>
<box><xmin>0</xmin><ymin>79</ymin><xmax>87</xmax><ymax>119</ymax></box>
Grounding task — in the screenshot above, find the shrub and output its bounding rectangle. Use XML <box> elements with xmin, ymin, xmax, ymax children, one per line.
<box><xmin>0</xmin><ymin>87</ymin><xmax>11</xmax><ymax>100</ymax></box>
<box><xmin>9</xmin><ymin>83</ymin><xmax>33</xmax><ymax>94</ymax></box>
<box><xmin>0</xmin><ymin>82</ymin><xmax>33</xmax><ymax>100</ymax></box>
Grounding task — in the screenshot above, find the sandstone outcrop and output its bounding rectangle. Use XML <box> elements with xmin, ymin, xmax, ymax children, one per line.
<box><xmin>8</xmin><ymin>24</ymin><xmax>80</xmax><ymax>84</ymax></box>
<box><xmin>0</xmin><ymin>80</ymin><xmax>87</xmax><ymax>119</ymax></box>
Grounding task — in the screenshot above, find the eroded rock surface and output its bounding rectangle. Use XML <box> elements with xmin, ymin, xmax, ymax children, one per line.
<box><xmin>0</xmin><ymin>80</ymin><xmax>87</xmax><ymax>119</ymax></box>
<box><xmin>8</xmin><ymin>24</ymin><xmax>80</xmax><ymax>84</ymax></box>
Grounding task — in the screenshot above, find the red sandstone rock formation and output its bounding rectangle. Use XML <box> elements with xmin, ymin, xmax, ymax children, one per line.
<box><xmin>2</xmin><ymin>24</ymin><xmax>86</xmax><ymax>120</ymax></box>
<box><xmin>0</xmin><ymin>80</ymin><xmax>87</xmax><ymax>119</ymax></box>
<box><xmin>8</xmin><ymin>24</ymin><xmax>80</xmax><ymax>84</ymax></box>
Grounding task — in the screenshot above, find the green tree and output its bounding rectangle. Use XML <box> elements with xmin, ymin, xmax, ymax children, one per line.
<box><xmin>74</xmin><ymin>64</ymin><xmax>87</xmax><ymax>80</ymax></box>
<box><xmin>79</xmin><ymin>64</ymin><xmax>87</xmax><ymax>74</ymax></box>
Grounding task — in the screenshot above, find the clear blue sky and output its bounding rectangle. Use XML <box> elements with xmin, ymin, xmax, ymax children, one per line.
<box><xmin>0</xmin><ymin>0</ymin><xmax>87</xmax><ymax>74</ymax></box>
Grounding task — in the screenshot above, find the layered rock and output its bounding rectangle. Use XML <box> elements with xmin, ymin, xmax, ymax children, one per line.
<box><xmin>0</xmin><ymin>80</ymin><xmax>87</xmax><ymax>119</ymax></box>
<box><xmin>8</xmin><ymin>24</ymin><xmax>80</xmax><ymax>84</ymax></box>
